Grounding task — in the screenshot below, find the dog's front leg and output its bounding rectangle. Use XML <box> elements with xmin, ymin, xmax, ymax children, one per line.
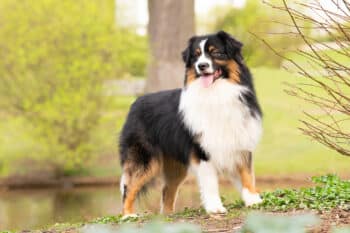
<box><xmin>192</xmin><ymin>161</ymin><xmax>227</xmax><ymax>214</ymax></box>
<box><xmin>233</xmin><ymin>151</ymin><xmax>262</xmax><ymax>206</ymax></box>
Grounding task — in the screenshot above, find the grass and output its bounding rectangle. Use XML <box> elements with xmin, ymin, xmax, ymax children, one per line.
<box><xmin>286</xmin><ymin>48</ymin><xmax>350</xmax><ymax>71</ymax></box>
<box><xmin>251</xmin><ymin>67</ymin><xmax>350</xmax><ymax>175</ymax></box>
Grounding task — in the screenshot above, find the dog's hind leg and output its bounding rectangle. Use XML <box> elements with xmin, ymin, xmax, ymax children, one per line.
<box><xmin>234</xmin><ymin>151</ymin><xmax>262</xmax><ymax>206</ymax></box>
<box><xmin>121</xmin><ymin>158</ymin><xmax>161</xmax><ymax>216</ymax></box>
<box><xmin>160</xmin><ymin>158</ymin><xmax>188</xmax><ymax>214</ymax></box>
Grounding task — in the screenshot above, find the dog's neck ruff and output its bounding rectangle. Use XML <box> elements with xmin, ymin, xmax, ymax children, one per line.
<box><xmin>179</xmin><ymin>79</ymin><xmax>262</xmax><ymax>170</ymax></box>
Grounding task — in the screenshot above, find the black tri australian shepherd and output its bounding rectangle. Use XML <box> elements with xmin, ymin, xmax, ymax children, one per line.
<box><xmin>119</xmin><ymin>31</ymin><xmax>263</xmax><ymax>217</ymax></box>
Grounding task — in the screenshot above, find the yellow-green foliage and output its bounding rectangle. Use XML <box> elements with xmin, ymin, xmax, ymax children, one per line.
<box><xmin>0</xmin><ymin>0</ymin><xmax>147</xmax><ymax>176</ymax></box>
<box><xmin>213</xmin><ymin>1</ymin><xmax>307</xmax><ymax>67</ymax></box>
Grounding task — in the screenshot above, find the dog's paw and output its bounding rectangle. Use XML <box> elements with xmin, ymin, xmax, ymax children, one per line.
<box><xmin>205</xmin><ymin>205</ymin><xmax>227</xmax><ymax>214</ymax></box>
<box><xmin>242</xmin><ymin>188</ymin><xmax>263</xmax><ymax>206</ymax></box>
<box><xmin>121</xmin><ymin>213</ymin><xmax>139</xmax><ymax>220</ymax></box>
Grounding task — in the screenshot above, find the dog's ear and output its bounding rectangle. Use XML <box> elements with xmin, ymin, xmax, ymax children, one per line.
<box><xmin>217</xmin><ymin>30</ymin><xmax>243</xmax><ymax>61</ymax></box>
<box><xmin>181</xmin><ymin>47</ymin><xmax>190</xmax><ymax>67</ymax></box>
<box><xmin>182</xmin><ymin>36</ymin><xmax>196</xmax><ymax>67</ymax></box>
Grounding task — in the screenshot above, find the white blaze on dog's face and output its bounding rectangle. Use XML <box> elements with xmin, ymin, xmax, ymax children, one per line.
<box><xmin>194</xmin><ymin>39</ymin><xmax>220</xmax><ymax>88</ymax></box>
<box><xmin>182</xmin><ymin>31</ymin><xmax>243</xmax><ymax>88</ymax></box>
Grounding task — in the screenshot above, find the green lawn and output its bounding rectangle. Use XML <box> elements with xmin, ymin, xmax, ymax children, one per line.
<box><xmin>252</xmin><ymin>67</ymin><xmax>349</xmax><ymax>176</ymax></box>
<box><xmin>108</xmin><ymin>67</ymin><xmax>349</xmax><ymax>177</ymax></box>
<box><xmin>286</xmin><ymin>47</ymin><xmax>350</xmax><ymax>70</ymax></box>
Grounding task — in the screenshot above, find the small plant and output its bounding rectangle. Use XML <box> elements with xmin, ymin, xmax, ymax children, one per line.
<box><xmin>257</xmin><ymin>174</ymin><xmax>350</xmax><ymax>211</ymax></box>
<box><xmin>91</xmin><ymin>215</ymin><xmax>124</xmax><ymax>224</ymax></box>
<box><xmin>225</xmin><ymin>199</ymin><xmax>245</xmax><ymax>211</ymax></box>
<box><xmin>170</xmin><ymin>207</ymin><xmax>206</xmax><ymax>218</ymax></box>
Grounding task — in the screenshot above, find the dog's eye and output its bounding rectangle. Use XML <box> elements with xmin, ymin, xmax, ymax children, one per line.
<box><xmin>194</xmin><ymin>49</ymin><xmax>201</xmax><ymax>57</ymax></box>
<box><xmin>211</xmin><ymin>51</ymin><xmax>225</xmax><ymax>58</ymax></box>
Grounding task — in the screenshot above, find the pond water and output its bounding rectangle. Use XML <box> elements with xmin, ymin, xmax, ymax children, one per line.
<box><xmin>0</xmin><ymin>179</ymin><xmax>308</xmax><ymax>231</ymax></box>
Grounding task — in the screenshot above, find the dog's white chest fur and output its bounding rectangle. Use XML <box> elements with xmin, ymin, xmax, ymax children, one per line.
<box><xmin>179</xmin><ymin>79</ymin><xmax>262</xmax><ymax>170</ymax></box>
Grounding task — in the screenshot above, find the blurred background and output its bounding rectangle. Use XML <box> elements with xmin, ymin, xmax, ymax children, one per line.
<box><xmin>0</xmin><ymin>0</ymin><xmax>349</xmax><ymax>230</ymax></box>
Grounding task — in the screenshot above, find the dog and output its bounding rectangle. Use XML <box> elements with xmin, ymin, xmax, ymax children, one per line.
<box><xmin>119</xmin><ymin>30</ymin><xmax>263</xmax><ymax>217</ymax></box>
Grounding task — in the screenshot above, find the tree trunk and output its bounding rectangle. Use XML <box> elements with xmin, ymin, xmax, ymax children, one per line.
<box><xmin>145</xmin><ymin>0</ymin><xmax>194</xmax><ymax>93</ymax></box>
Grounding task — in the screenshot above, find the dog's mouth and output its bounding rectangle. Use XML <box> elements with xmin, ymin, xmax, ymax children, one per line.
<box><xmin>199</xmin><ymin>69</ymin><xmax>222</xmax><ymax>88</ymax></box>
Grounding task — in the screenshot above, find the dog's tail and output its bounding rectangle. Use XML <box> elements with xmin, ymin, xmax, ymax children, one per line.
<box><xmin>119</xmin><ymin>157</ymin><xmax>161</xmax><ymax>214</ymax></box>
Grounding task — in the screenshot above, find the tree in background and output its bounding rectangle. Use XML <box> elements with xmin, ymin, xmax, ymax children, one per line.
<box><xmin>213</xmin><ymin>1</ymin><xmax>306</xmax><ymax>67</ymax></box>
<box><xmin>0</xmin><ymin>0</ymin><xmax>147</xmax><ymax>176</ymax></box>
<box><xmin>261</xmin><ymin>0</ymin><xmax>350</xmax><ymax>156</ymax></box>
<box><xmin>145</xmin><ymin>0</ymin><xmax>194</xmax><ymax>92</ymax></box>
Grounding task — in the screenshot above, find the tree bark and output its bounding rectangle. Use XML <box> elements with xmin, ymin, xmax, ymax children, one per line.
<box><xmin>146</xmin><ymin>0</ymin><xmax>195</xmax><ymax>93</ymax></box>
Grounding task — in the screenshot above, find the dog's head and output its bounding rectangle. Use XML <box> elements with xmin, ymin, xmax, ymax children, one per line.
<box><xmin>182</xmin><ymin>31</ymin><xmax>244</xmax><ymax>87</ymax></box>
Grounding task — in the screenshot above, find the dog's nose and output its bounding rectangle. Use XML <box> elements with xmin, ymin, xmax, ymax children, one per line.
<box><xmin>198</xmin><ymin>62</ymin><xmax>209</xmax><ymax>71</ymax></box>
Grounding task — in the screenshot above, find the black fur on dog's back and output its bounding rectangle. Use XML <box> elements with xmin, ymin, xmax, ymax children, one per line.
<box><xmin>119</xmin><ymin>89</ymin><xmax>208</xmax><ymax>168</ymax></box>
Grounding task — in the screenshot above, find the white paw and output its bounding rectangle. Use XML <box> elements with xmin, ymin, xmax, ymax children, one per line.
<box><xmin>121</xmin><ymin>213</ymin><xmax>138</xmax><ymax>220</ymax></box>
<box><xmin>205</xmin><ymin>205</ymin><xmax>227</xmax><ymax>214</ymax></box>
<box><xmin>242</xmin><ymin>188</ymin><xmax>263</xmax><ymax>206</ymax></box>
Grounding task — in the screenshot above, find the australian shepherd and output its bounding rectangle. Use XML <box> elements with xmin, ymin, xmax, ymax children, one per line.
<box><xmin>119</xmin><ymin>31</ymin><xmax>263</xmax><ymax>217</ymax></box>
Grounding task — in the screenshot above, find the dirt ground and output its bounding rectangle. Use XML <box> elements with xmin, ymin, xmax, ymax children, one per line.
<box><xmin>176</xmin><ymin>208</ymin><xmax>350</xmax><ymax>233</ymax></box>
<box><xmin>315</xmin><ymin>208</ymin><xmax>350</xmax><ymax>233</ymax></box>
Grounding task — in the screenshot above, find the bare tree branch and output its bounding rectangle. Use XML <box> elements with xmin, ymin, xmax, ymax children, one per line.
<box><xmin>258</xmin><ymin>0</ymin><xmax>350</xmax><ymax>157</ymax></box>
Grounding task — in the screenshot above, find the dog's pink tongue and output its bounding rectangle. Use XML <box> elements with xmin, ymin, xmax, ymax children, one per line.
<box><xmin>200</xmin><ymin>75</ymin><xmax>214</xmax><ymax>88</ymax></box>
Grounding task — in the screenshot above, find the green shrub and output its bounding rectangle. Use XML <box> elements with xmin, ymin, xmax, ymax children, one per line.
<box><xmin>0</xmin><ymin>0</ymin><xmax>147</xmax><ymax>176</ymax></box>
<box><xmin>213</xmin><ymin>1</ymin><xmax>307</xmax><ymax>67</ymax></box>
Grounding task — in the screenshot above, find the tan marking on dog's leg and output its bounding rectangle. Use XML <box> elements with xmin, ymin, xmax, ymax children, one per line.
<box><xmin>238</xmin><ymin>166</ymin><xmax>257</xmax><ymax>193</ymax></box>
<box><xmin>237</xmin><ymin>151</ymin><xmax>256</xmax><ymax>193</ymax></box>
<box><xmin>122</xmin><ymin>159</ymin><xmax>161</xmax><ymax>215</ymax></box>
<box><xmin>236</xmin><ymin>151</ymin><xmax>262</xmax><ymax>206</ymax></box>
<box><xmin>161</xmin><ymin>158</ymin><xmax>187</xmax><ymax>214</ymax></box>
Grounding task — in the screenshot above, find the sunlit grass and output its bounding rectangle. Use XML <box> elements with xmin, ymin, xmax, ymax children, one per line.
<box><xmin>252</xmin><ymin>67</ymin><xmax>350</xmax><ymax>176</ymax></box>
